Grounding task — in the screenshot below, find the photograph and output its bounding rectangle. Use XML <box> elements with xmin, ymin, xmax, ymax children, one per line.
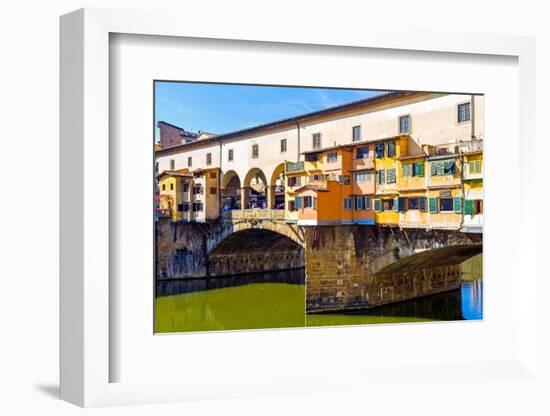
<box><xmin>153</xmin><ymin>82</ymin><xmax>483</xmax><ymax>333</ymax></box>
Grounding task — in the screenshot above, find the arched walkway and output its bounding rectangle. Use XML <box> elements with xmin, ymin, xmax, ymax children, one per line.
<box><xmin>242</xmin><ymin>167</ymin><xmax>268</xmax><ymax>209</ymax></box>
<box><xmin>221</xmin><ymin>170</ymin><xmax>241</xmax><ymax>210</ymax></box>
<box><xmin>269</xmin><ymin>163</ymin><xmax>286</xmax><ymax>210</ymax></box>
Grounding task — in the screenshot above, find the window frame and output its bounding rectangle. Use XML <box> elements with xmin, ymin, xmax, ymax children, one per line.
<box><xmin>457</xmin><ymin>102</ymin><xmax>472</xmax><ymax>124</ymax></box>
<box><xmin>187</xmin><ymin>156</ymin><xmax>192</xmax><ymax>167</ymax></box>
<box><xmin>280</xmin><ymin>139</ymin><xmax>287</xmax><ymax>153</ymax></box>
<box><xmin>399</xmin><ymin>114</ymin><xmax>412</xmax><ymax>134</ymax></box>
<box><xmin>352</xmin><ymin>125</ymin><xmax>361</xmax><ymax>142</ymax></box>
<box><xmin>326</xmin><ymin>151</ymin><xmax>338</xmax><ymax>163</ymax></box>
<box><xmin>228</xmin><ymin>148</ymin><xmax>234</xmax><ymax>161</ymax></box>
<box><xmin>206</xmin><ymin>152</ymin><xmax>212</xmax><ymax>165</ymax></box>
<box><xmin>251</xmin><ymin>143</ymin><xmax>259</xmax><ymax>159</ymax></box>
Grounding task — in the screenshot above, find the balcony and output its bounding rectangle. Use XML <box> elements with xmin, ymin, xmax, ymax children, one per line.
<box><xmin>222</xmin><ymin>209</ymin><xmax>286</xmax><ymax>221</ymax></box>
<box><xmin>425</xmin><ymin>139</ymin><xmax>483</xmax><ymax>157</ymax></box>
<box><xmin>352</xmin><ymin>157</ymin><xmax>375</xmax><ymax>171</ymax></box>
<box><xmin>285</xmin><ymin>160</ymin><xmax>321</xmax><ymax>173</ymax></box>
<box><xmin>286</xmin><ymin>161</ymin><xmax>304</xmax><ymax>172</ymax></box>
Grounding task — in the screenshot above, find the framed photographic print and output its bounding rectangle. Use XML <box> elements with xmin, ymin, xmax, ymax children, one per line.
<box><xmin>60</xmin><ymin>7</ymin><xmax>540</xmax><ymax>408</ymax></box>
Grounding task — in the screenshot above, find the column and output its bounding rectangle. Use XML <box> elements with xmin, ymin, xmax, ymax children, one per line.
<box><xmin>240</xmin><ymin>186</ymin><xmax>250</xmax><ymax>210</ymax></box>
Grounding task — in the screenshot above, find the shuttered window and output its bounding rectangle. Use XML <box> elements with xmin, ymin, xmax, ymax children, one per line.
<box><xmin>375</xmin><ymin>143</ymin><xmax>385</xmax><ymax>158</ymax></box>
<box><xmin>386</xmin><ymin>168</ymin><xmax>396</xmax><ymax>184</ymax></box>
<box><xmin>170</xmin><ymin>159</ymin><xmax>175</xmax><ymax>170</ymax></box>
<box><xmin>469</xmin><ymin>160</ymin><xmax>482</xmax><ymax>174</ymax></box>
<box><xmin>280</xmin><ymin>139</ymin><xmax>287</xmax><ymax>153</ymax></box>
<box><xmin>354</xmin><ymin>171</ymin><xmax>370</xmax><ymax>184</ymax></box>
<box><xmin>399</xmin><ymin>115</ymin><xmax>412</xmax><ymax>133</ymax></box>
<box><xmin>419</xmin><ymin>197</ymin><xmax>427</xmax><ymax>212</ymax></box>
<box><xmin>431</xmin><ymin>160</ymin><xmax>455</xmax><ymax>176</ymax></box>
<box><xmin>188</xmin><ymin>157</ymin><xmax>192</xmax><ymax>167</ymax></box>
<box><xmin>402</xmin><ymin>163</ymin><xmax>413</xmax><ymax>177</ymax></box>
<box><xmin>376</xmin><ymin>170</ymin><xmax>385</xmax><ymax>184</ymax></box>
<box><xmin>312</xmin><ymin>133</ymin><xmax>322</xmax><ymax>149</ymax></box>
<box><xmin>374</xmin><ymin>199</ymin><xmax>382</xmax><ymax>212</ymax></box>
<box><xmin>414</xmin><ymin>162</ymin><xmax>425</xmax><ymax>177</ymax></box>
<box><xmin>453</xmin><ymin>197</ymin><xmax>462</xmax><ymax>213</ymax></box>
<box><xmin>429</xmin><ymin>197</ymin><xmax>438</xmax><ymax>213</ymax></box>
<box><xmin>386</xmin><ymin>140</ymin><xmax>396</xmax><ymax>157</ymax></box>
<box><xmin>295</xmin><ymin>196</ymin><xmax>303</xmax><ymax>209</ymax></box>
<box><xmin>464</xmin><ymin>199</ymin><xmax>475</xmax><ymax>215</ymax></box>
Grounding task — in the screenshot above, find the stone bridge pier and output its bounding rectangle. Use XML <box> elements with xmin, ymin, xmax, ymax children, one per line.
<box><xmin>304</xmin><ymin>226</ymin><xmax>482</xmax><ymax>312</ymax></box>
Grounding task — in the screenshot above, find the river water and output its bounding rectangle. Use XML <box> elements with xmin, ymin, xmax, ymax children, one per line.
<box><xmin>155</xmin><ymin>256</ymin><xmax>482</xmax><ymax>333</ymax></box>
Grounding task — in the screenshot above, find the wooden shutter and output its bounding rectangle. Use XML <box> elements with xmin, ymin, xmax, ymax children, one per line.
<box><xmin>374</xmin><ymin>199</ymin><xmax>382</xmax><ymax>212</ymax></box>
<box><xmin>393</xmin><ymin>197</ymin><xmax>399</xmax><ymax>212</ymax></box>
<box><xmin>453</xmin><ymin>197</ymin><xmax>462</xmax><ymax>213</ymax></box>
<box><xmin>464</xmin><ymin>199</ymin><xmax>474</xmax><ymax>215</ymax></box>
<box><xmin>429</xmin><ymin>197</ymin><xmax>438</xmax><ymax>213</ymax></box>
<box><xmin>295</xmin><ymin>197</ymin><xmax>302</xmax><ymax>209</ymax></box>
<box><xmin>415</xmin><ymin>162</ymin><xmax>425</xmax><ymax>177</ymax></box>
<box><xmin>419</xmin><ymin>197</ymin><xmax>427</xmax><ymax>212</ymax></box>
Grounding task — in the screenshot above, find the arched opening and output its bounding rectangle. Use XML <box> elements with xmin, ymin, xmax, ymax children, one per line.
<box><xmin>221</xmin><ymin>170</ymin><xmax>241</xmax><ymax>210</ymax></box>
<box><xmin>208</xmin><ymin>228</ymin><xmax>305</xmax><ymax>277</ymax></box>
<box><xmin>269</xmin><ymin>163</ymin><xmax>286</xmax><ymax>210</ymax></box>
<box><xmin>243</xmin><ymin>168</ymin><xmax>268</xmax><ymax>209</ymax></box>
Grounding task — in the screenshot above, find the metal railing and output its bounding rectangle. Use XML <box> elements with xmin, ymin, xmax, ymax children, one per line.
<box><xmin>286</xmin><ymin>161</ymin><xmax>304</xmax><ymax>172</ymax></box>
<box><xmin>222</xmin><ymin>209</ymin><xmax>286</xmax><ymax>221</ymax></box>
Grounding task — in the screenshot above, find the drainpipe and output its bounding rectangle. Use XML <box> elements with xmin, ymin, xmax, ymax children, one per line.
<box><xmin>295</xmin><ymin>120</ymin><xmax>301</xmax><ymax>162</ymax></box>
<box><xmin>470</xmin><ymin>95</ymin><xmax>476</xmax><ymax>140</ymax></box>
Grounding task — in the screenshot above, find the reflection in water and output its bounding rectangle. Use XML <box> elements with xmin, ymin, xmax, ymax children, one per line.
<box><xmin>155</xmin><ymin>255</ymin><xmax>483</xmax><ymax>333</ymax></box>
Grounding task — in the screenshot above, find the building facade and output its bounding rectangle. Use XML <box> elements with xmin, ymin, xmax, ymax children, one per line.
<box><xmin>155</xmin><ymin>91</ymin><xmax>484</xmax><ymax>233</ymax></box>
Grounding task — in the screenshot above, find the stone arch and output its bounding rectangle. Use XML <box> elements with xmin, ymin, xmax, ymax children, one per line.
<box><xmin>207</xmin><ymin>228</ymin><xmax>305</xmax><ymax>277</ymax></box>
<box><xmin>242</xmin><ymin>167</ymin><xmax>268</xmax><ymax>209</ymax></box>
<box><xmin>269</xmin><ymin>163</ymin><xmax>286</xmax><ymax>210</ymax></box>
<box><xmin>221</xmin><ymin>170</ymin><xmax>242</xmax><ymax>210</ymax></box>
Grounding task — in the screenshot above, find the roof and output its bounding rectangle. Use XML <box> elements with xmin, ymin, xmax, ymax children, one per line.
<box><xmin>302</xmin><ymin>134</ymin><xmax>410</xmax><ymax>155</ymax></box>
<box><xmin>293</xmin><ymin>183</ymin><xmax>329</xmax><ymax>193</ymax></box>
<box><xmin>156</xmin><ymin>170</ymin><xmax>193</xmax><ymax>179</ymax></box>
<box><xmin>156</xmin><ymin>91</ymin><xmax>420</xmax><ymax>155</ymax></box>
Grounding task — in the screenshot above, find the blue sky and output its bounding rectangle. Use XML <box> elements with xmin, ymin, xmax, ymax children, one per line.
<box><xmin>154</xmin><ymin>82</ymin><xmax>388</xmax><ymax>140</ymax></box>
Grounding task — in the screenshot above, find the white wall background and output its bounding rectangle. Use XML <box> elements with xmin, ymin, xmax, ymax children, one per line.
<box><xmin>0</xmin><ymin>1</ymin><xmax>548</xmax><ymax>415</ymax></box>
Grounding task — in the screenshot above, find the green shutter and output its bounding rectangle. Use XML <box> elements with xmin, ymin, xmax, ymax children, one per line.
<box><xmin>429</xmin><ymin>197</ymin><xmax>438</xmax><ymax>213</ymax></box>
<box><xmin>464</xmin><ymin>199</ymin><xmax>474</xmax><ymax>215</ymax></box>
<box><xmin>393</xmin><ymin>197</ymin><xmax>399</xmax><ymax>211</ymax></box>
<box><xmin>415</xmin><ymin>162</ymin><xmax>425</xmax><ymax>177</ymax></box>
<box><xmin>419</xmin><ymin>197</ymin><xmax>427</xmax><ymax>212</ymax></box>
<box><xmin>374</xmin><ymin>199</ymin><xmax>382</xmax><ymax>212</ymax></box>
<box><xmin>295</xmin><ymin>196</ymin><xmax>302</xmax><ymax>209</ymax></box>
<box><xmin>453</xmin><ymin>197</ymin><xmax>462</xmax><ymax>213</ymax></box>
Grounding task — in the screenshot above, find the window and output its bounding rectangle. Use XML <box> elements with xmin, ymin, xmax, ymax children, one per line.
<box><xmin>408</xmin><ymin>197</ymin><xmax>420</xmax><ymax>210</ymax></box>
<box><xmin>209</xmin><ymin>187</ymin><xmax>217</xmax><ymax>195</ymax></box>
<box><xmin>228</xmin><ymin>149</ymin><xmax>234</xmax><ymax>161</ymax></box>
<box><xmin>288</xmin><ymin>176</ymin><xmax>301</xmax><ymax>187</ymax></box>
<box><xmin>355</xmin><ymin>196</ymin><xmax>371</xmax><ymax>210</ymax></box>
<box><xmin>170</xmin><ymin>159</ymin><xmax>175</xmax><ymax>170</ymax></box>
<box><xmin>382</xmin><ymin>199</ymin><xmax>395</xmax><ymax>211</ymax></box>
<box><xmin>376</xmin><ymin>170</ymin><xmax>385</xmax><ymax>184</ymax></box>
<box><xmin>354</xmin><ymin>171</ymin><xmax>371</xmax><ymax>184</ymax></box>
<box><xmin>187</xmin><ymin>156</ymin><xmax>192</xmax><ymax>167</ymax></box>
<box><xmin>374</xmin><ymin>199</ymin><xmax>382</xmax><ymax>212</ymax></box>
<box><xmin>344</xmin><ymin>198</ymin><xmax>353</xmax><ymax>210</ymax></box>
<box><xmin>356</xmin><ymin>146</ymin><xmax>369</xmax><ymax>159</ymax></box>
<box><xmin>469</xmin><ymin>160</ymin><xmax>482</xmax><ymax>174</ymax></box>
<box><xmin>403</xmin><ymin>162</ymin><xmax>425</xmax><ymax>177</ymax></box>
<box><xmin>252</xmin><ymin>144</ymin><xmax>259</xmax><ymax>158</ymax></box>
<box><xmin>439</xmin><ymin>197</ymin><xmax>454</xmax><ymax>212</ymax></box>
<box><xmin>386</xmin><ymin>168</ymin><xmax>396</xmax><ymax>184</ymax></box>
<box><xmin>453</xmin><ymin>197</ymin><xmax>462</xmax><ymax>213</ymax></box>
<box><xmin>312</xmin><ymin>133</ymin><xmax>322</xmax><ymax>149</ymax></box>
<box><xmin>386</xmin><ymin>140</ymin><xmax>396</xmax><ymax>157</ymax></box>
<box><xmin>458</xmin><ymin>102</ymin><xmax>471</xmax><ymax>123</ymax></box>
<box><xmin>177</xmin><ymin>204</ymin><xmax>184</xmax><ymax>212</ymax></box>
<box><xmin>193</xmin><ymin>186</ymin><xmax>202</xmax><ymax>195</ymax></box>
<box><xmin>162</xmin><ymin>184</ymin><xmax>166</xmax><ymax>191</ymax></box>
<box><xmin>280</xmin><ymin>139</ymin><xmax>287</xmax><ymax>153</ymax></box>
<box><xmin>326</xmin><ymin>152</ymin><xmax>338</xmax><ymax>163</ymax></box>
<box><xmin>429</xmin><ymin>197</ymin><xmax>438</xmax><ymax>213</ymax></box>
<box><xmin>338</xmin><ymin>175</ymin><xmax>351</xmax><ymax>185</ymax></box>
<box><xmin>295</xmin><ymin>196</ymin><xmax>303</xmax><ymax>209</ymax></box>
<box><xmin>209</xmin><ymin>172</ymin><xmax>217</xmax><ymax>179</ymax></box>
<box><xmin>182</xmin><ymin>203</ymin><xmax>190</xmax><ymax>212</ymax></box>
<box><xmin>375</xmin><ymin>143</ymin><xmax>385</xmax><ymax>158</ymax></box>
<box><xmin>183</xmin><ymin>183</ymin><xmax>190</xmax><ymax>192</ymax></box>
<box><xmin>413</xmin><ymin>162</ymin><xmax>425</xmax><ymax>177</ymax></box>
<box><xmin>431</xmin><ymin>159</ymin><xmax>455</xmax><ymax>176</ymax></box>
<box><xmin>352</xmin><ymin>125</ymin><xmax>361</xmax><ymax>141</ymax></box>
<box><xmin>155</xmin><ymin>162</ymin><xmax>159</xmax><ymax>173</ymax></box>
<box><xmin>303</xmin><ymin>196</ymin><xmax>315</xmax><ymax>209</ymax></box>
<box><xmin>192</xmin><ymin>202</ymin><xmax>203</xmax><ymax>212</ymax></box>
<box><xmin>206</xmin><ymin>153</ymin><xmax>212</xmax><ymax>165</ymax></box>
<box><xmin>475</xmin><ymin>200</ymin><xmax>483</xmax><ymax>214</ymax></box>
<box><xmin>419</xmin><ymin>197</ymin><xmax>427</xmax><ymax>212</ymax></box>
<box><xmin>397</xmin><ymin>197</ymin><xmax>407</xmax><ymax>212</ymax></box>
<box><xmin>402</xmin><ymin>163</ymin><xmax>413</xmax><ymax>177</ymax></box>
<box><xmin>170</xmin><ymin>183</ymin><xmax>174</xmax><ymax>191</ymax></box>
<box><xmin>399</xmin><ymin>115</ymin><xmax>412</xmax><ymax>133</ymax></box>
<box><xmin>288</xmin><ymin>200</ymin><xmax>297</xmax><ymax>211</ymax></box>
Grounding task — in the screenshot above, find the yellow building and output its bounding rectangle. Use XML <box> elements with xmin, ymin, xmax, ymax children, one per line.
<box><xmin>284</xmin><ymin>159</ymin><xmax>322</xmax><ymax>223</ymax></box>
<box><xmin>462</xmin><ymin>148</ymin><xmax>483</xmax><ymax>233</ymax></box>
<box><xmin>157</xmin><ymin>169</ymin><xmax>193</xmax><ymax>221</ymax></box>
<box><xmin>398</xmin><ymin>154</ymin><xmax>428</xmax><ymax>228</ymax></box>
<box><xmin>373</xmin><ymin>135</ymin><xmax>409</xmax><ymax>226</ymax></box>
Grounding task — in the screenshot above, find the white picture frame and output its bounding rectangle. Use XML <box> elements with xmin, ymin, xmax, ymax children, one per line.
<box><xmin>60</xmin><ymin>7</ymin><xmax>539</xmax><ymax>408</ymax></box>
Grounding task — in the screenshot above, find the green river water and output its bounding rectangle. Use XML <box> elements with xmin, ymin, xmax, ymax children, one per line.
<box><xmin>155</xmin><ymin>255</ymin><xmax>482</xmax><ymax>333</ymax></box>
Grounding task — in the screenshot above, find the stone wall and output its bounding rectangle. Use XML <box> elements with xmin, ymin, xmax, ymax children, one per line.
<box><xmin>304</xmin><ymin>225</ymin><xmax>481</xmax><ymax>312</ymax></box>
